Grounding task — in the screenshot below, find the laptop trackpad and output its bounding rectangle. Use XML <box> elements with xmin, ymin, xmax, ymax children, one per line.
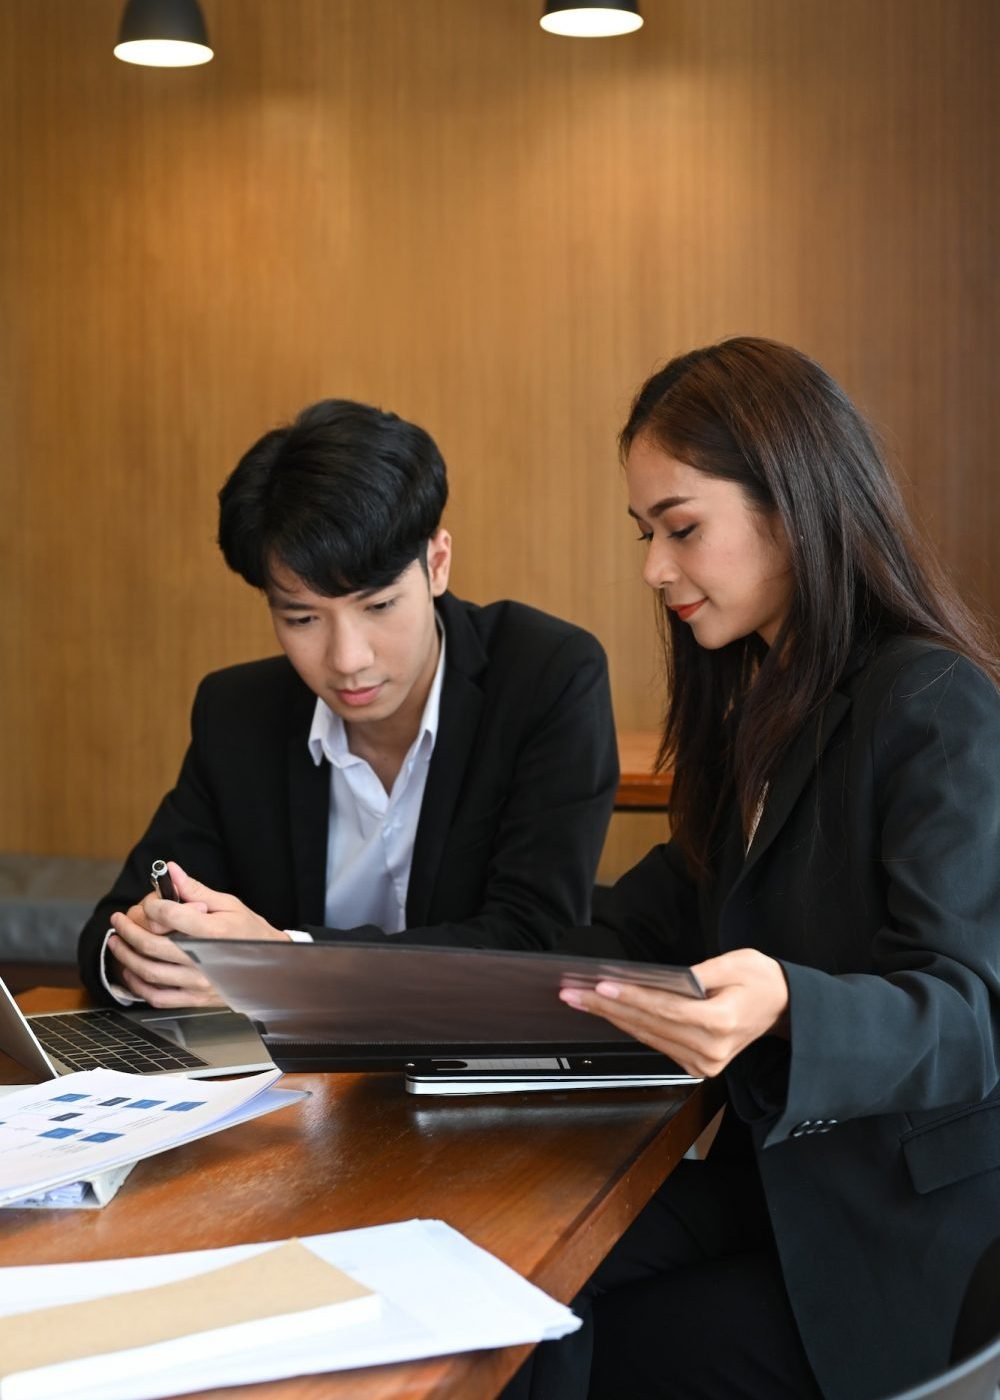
<box><xmin>136</xmin><ymin>1011</ymin><xmax>251</xmax><ymax>1052</ymax></box>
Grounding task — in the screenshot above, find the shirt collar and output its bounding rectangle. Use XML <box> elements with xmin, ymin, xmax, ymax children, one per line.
<box><xmin>307</xmin><ymin>620</ymin><xmax>446</xmax><ymax>769</ymax></box>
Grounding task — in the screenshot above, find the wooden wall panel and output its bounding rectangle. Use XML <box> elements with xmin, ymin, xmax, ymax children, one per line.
<box><xmin>0</xmin><ymin>0</ymin><xmax>996</xmax><ymax>871</ymax></box>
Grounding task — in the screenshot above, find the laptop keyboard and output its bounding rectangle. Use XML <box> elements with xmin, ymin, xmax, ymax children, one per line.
<box><xmin>32</xmin><ymin>1010</ymin><xmax>208</xmax><ymax>1074</ymax></box>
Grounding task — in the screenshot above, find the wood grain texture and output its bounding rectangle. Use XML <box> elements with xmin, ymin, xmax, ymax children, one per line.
<box><xmin>615</xmin><ymin>730</ymin><xmax>672</xmax><ymax>810</ymax></box>
<box><xmin>1</xmin><ymin>988</ymin><xmax>721</xmax><ymax>1400</ymax></box>
<box><xmin>0</xmin><ymin>0</ymin><xmax>996</xmax><ymax>858</ymax></box>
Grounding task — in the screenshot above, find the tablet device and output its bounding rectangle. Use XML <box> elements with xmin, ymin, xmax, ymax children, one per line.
<box><xmin>404</xmin><ymin>1052</ymin><xmax>701</xmax><ymax>1096</ymax></box>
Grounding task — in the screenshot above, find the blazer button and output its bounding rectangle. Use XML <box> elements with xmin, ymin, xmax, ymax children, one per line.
<box><xmin>791</xmin><ymin>1121</ymin><xmax>812</xmax><ymax>1137</ymax></box>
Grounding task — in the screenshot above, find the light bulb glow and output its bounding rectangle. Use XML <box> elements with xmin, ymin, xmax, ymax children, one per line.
<box><xmin>113</xmin><ymin>38</ymin><xmax>213</xmax><ymax>66</ymax></box>
<box><xmin>540</xmin><ymin>7</ymin><xmax>643</xmax><ymax>37</ymax></box>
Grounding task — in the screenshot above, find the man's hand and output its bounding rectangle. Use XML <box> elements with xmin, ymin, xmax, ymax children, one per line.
<box><xmin>145</xmin><ymin>864</ymin><xmax>290</xmax><ymax>943</ymax></box>
<box><xmin>107</xmin><ymin>862</ymin><xmax>290</xmax><ymax>1009</ymax></box>
<box><xmin>558</xmin><ymin>948</ymin><xmax>790</xmax><ymax>1079</ymax></box>
<box><xmin>108</xmin><ymin>912</ymin><xmax>223</xmax><ymax>1007</ymax></box>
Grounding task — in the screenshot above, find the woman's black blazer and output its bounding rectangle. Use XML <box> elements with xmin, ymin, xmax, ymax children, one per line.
<box><xmin>578</xmin><ymin>635</ymin><xmax>1000</xmax><ymax>1400</ymax></box>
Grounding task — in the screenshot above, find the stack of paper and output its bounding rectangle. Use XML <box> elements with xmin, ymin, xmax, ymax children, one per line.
<box><xmin>0</xmin><ymin>1220</ymin><xmax>580</xmax><ymax>1400</ymax></box>
<box><xmin>0</xmin><ymin>1068</ymin><xmax>304</xmax><ymax>1209</ymax></box>
<box><xmin>0</xmin><ymin>1240</ymin><xmax>377</xmax><ymax>1400</ymax></box>
<box><xmin>5</xmin><ymin>1162</ymin><xmax>136</xmax><ymax>1210</ymax></box>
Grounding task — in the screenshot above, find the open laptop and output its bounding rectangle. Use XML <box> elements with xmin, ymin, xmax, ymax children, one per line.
<box><xmin>0</xmin><ymin>975</ymin><xmax>273</xmax><ymax>1081</ymax></box>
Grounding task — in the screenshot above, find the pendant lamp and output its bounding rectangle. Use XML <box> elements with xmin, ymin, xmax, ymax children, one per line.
<box><xmin>540</xmin><ymin>2</ymin><xmax>643</xmax><ymax>37</ymax></box>
<box><xmin>114</xmin><ymin>0</ymin><xmax>214</xmax><ymax>67</ymax></box>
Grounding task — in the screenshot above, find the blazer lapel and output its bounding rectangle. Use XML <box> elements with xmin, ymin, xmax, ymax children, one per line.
<box><xmin>702</xmin><ymin>805</ymin><xmax>745</xmax><ymax>954</ymax></box>
<box><xmin>286</xmin><ymin>680</ymin><xmax>330</xmax><ymax>926</ymax></box>
<box><xmin>406</xmin><ymin>595</ymin><xmax>487</xmax><ymax>924</ymax></box>
<box><xmin>735</xmin><ymin>688</ymin><xmax>851</xmax><ymax>889</ymax></box>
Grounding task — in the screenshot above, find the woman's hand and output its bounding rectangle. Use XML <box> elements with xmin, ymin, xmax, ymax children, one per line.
<box><xmin>559</xmin><ymin>948</ymin><xmax>790</xmax><ymax>1078</ymax></box>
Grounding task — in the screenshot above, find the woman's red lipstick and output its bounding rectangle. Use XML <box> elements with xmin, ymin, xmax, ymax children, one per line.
<box><xmin>671</xmin><ymin>600</ymin><xmax>705</xmax><ymax>622</ymax></box>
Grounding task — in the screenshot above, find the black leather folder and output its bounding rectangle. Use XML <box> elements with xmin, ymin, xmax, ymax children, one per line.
<box><xmin>181</xmin><ymin>939</ymin><xmax>705</xmax><ymax>1073</ymax></box>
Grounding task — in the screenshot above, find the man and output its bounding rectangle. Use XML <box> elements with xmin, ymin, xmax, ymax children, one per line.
<box><xmin>78</xmin><ymin>399</ymin><xmax>618</xmax><ymax>1007</ymax></box>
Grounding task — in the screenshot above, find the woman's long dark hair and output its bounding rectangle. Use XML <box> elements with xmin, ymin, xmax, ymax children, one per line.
<box><xmin>621</xmin><ymin>337</ymin><xmax>999</xmax><ymax>878</ymax></box>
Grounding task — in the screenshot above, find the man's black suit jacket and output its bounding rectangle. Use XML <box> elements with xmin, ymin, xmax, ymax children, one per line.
<box><xmin>570</xmin><ymin>635</ymin><xmax>1000</xmax><ymax>1400</ymax></box>
<box><xmin>78</xmin><ymin>592</ymin><xmax>618</xmax><ymax>1000</ymax></box>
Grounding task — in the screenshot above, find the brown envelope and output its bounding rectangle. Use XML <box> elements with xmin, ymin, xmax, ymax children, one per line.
<box><xmin>0</xmin><ymin>1238</ymin><xmax>374</xmax><ymax>1379</ymax></box>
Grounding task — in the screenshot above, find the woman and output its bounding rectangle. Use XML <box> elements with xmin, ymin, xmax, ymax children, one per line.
<box><xmin>531</xmin><ymin>338</ymin><xmax>1000</xmax><ymax>1399</ymax></box>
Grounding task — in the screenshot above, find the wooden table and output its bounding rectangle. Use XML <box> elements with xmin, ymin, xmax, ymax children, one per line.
<box><xmin>0</xmin><ymin>989</ymin><xmax>717</xmax><ymax>1399</ymax></box>
<box><xmin>616</xmin><ymin>730</ymin><xmax>672</xmax><ymax>811</ymax></box>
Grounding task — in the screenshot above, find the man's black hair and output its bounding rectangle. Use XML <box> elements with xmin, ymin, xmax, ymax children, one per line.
<box><xmin>217</xmin><ymin>398</ymin><xmax>449</xmax><ymax>595</ymax></box>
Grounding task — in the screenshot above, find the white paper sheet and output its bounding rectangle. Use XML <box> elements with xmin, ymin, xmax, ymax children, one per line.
<box><xmin>0</xmin><ymin>1069</ymin><xmax>303</xmax><ymax>1207</ymax></box>
<box><xmin>0</xmin><ymin>1220</ymin><xmax>580</xmax><ymax>1400</ymax></box>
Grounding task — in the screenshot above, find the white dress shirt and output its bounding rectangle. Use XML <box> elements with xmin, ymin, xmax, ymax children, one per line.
<box><xmin>305</xmin><ymin>628</ymin><xmax>445</xmax><ymax>934</ymax></box>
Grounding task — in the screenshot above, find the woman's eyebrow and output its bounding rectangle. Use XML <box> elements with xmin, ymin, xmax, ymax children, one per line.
<box><xmin>628</xmin><ymin>495</ymin><xmax>695</xmax><ymax>521</ymax></box>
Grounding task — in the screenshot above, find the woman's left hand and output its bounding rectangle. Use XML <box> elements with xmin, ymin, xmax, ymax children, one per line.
<box><xmin>559</xmin><ymin>948</ymin><xmax>790</xmax><ymax>1078</ymax></box>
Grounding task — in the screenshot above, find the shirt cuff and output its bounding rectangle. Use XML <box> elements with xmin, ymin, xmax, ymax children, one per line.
<box><xmin>284</xmin><ymin>928</ymin><xmax>314</xmax><ymax>943</ymax></box>
<box><xmin>99</xmin><ymin>927</ymin><xmax>142</xmax><ymax>1006</ymax></box>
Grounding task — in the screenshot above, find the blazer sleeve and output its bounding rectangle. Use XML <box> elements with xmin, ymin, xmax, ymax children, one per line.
<box><xmin>737</xmin><ymin>651</ymin><xmax>1000</xmax><ymax>1147</ymax></box>
<box><xmin>306</xmin><ymin>628</ymin><xmax>620</xmax><ymax>951</ymax></box>
<box><xmin>76</xmin><ymin>682</ymin><xmax>236</xmax><ymax>1004</ymax></box>
<box><xmin>559</xmin><ymin>840</ymin><xmax>704</xmax><ymax>966</ymax></box>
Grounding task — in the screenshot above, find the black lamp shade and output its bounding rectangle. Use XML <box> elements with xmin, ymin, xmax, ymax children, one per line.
<box><xmin>114</xmin><ymin>0</ymin><xmax>213</xmax><ymax>65</ymax></box>
<box><xmin>117</xmin><ymin>0</ymin><xmax>209</xmax><ymax>46</ymax></box>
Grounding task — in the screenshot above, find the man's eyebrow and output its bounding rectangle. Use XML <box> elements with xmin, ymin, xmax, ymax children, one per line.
<box><xmin>267</xmin><ymin>585</ymin><xmax>392</xmax><ymax>607</ymax></box>
<box><xmin>266</xmin><ymin>593</ymin><xmax>313</xmax><ymax>610</ymax></box>
<box><xmin>627</xmin><ymin>495</ymin><xmax>695</xmax><ymax>520</ymax></box>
